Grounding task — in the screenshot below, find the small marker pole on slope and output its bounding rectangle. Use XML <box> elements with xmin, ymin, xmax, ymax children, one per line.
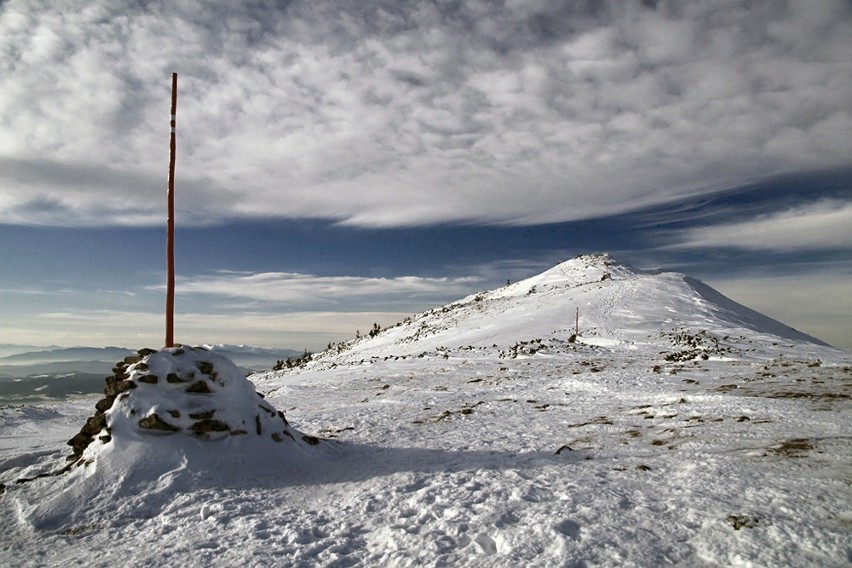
<box><xmin>165</xmin><ymin>72</ymin><xmax>177</xmax><ymax>348</ymax></box>
<box><xmin>575</xmin><ymin>307</ymin><xmax>579</xmax><ymax>336</ymax></box>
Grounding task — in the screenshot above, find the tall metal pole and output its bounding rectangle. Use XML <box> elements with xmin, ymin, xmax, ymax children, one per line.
<box><xmin>166</xmin><ymin>72</ymin><xmax>177</xmax><ymax>348</ymax></box>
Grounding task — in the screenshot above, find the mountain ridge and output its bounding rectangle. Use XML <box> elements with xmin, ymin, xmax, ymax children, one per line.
<box><xmin>307</xmin><ymin>253</ymin><xmax>830</xmax><ymax>366</ymax></box>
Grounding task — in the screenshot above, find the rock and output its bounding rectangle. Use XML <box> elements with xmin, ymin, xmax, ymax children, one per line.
<box><xmin>67</xmin><ymin>432</ymin><xmax>92</xmax><ymax>454</ymax></box>
<box><xmin>196</xmin><ymin>361</ymin><xmax>215</xmax><ymax>375</ymax></box>
<box><xmin>190</xmin><ymin>419</ymin><xmax>231</xmax><ymax>436</ymax></box>
<box><xmin>138</xmin><ymin>413</ymin><xmax>180</xmax><ymax>432</ymax></box>
<box><xmin>189</xmin><ymin>410</ymin><xmax>215</xmax><ymax>420</ymax></box>
<box><xmin>81</xmin><ymin>414</ymin><xmax>106</xmax><ymax>436</ymax></box>
<box><xmin>185</xmin><ymin>380</ymin><xmax>213</xmax><ymax>394</ymax></box>
<box><xmin>166</xmin><ymin>373</ymin><xmax>190</xmax><ymax>383</ymax></box>
<box><xmin>137</xmin><ymin>374</ymin><xmax>158</xmax><ymax>384</ymax></box>
<box><xmin>105</xmin><ymin>379</ymin><xmax>136</xmax><ymax>398</ymax></box>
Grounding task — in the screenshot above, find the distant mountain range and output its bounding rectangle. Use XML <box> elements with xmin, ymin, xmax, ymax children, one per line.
<box><xmin>0</xmin><ymin>344</ymin><xmax>301</xmax><ymax>404</ymax></box>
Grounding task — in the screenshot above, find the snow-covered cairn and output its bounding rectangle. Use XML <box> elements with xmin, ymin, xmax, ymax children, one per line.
<box><xmin>67</xmin><ymin>345</ymin><xmax>321</xmax><ymax>467</ymax></box>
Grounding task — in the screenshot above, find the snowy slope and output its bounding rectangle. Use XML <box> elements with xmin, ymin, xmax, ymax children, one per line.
<box><xmin>0</xmin><ymin>254</ymin><xmax>849</xmax><ymax>567</ymax></box>
<box><xmin>310</xmin><ymin>253</ymin><xmax>827</xmax><ymax>363</ymax></box>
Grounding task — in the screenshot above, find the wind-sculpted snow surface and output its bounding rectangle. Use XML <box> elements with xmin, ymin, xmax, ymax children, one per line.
<box><xmin>0</xmin><ymin>255</ymin><xmax>850</xmax><ymax>566</ymax></box>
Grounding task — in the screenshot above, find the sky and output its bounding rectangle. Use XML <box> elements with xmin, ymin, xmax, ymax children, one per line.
<box><xmin>0</xmin><ymin>0</ymin><xmax>850</xmax><ymax>351</ymax></box>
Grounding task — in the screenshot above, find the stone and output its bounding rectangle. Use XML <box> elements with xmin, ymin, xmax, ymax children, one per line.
<box><xmin>137</xmin><ymin>374</ymin><xmax>158</xmax><ymax>384</ymax></box>
<box><xmin>166</xmin><ymin>373</ymin><xmax>190</xmax><ymax>383</ymax></box>
<box><xmin>81</xmin><ymin>414</ymin><xmax>106</xmax><ymax>436</ymax></box>
<box><xmin>123</xmin><ymin>354</ymin><xmax>143</xmax><ymax>366</ymax></box>
<box><xmin>185</xmin><ymin>380</ymin><xmax>213</xmax><ymax>394</ymax></box>
<box><xmin>189</xmin><ymin>410</ymin><xmax>215</xmax><ymax>420</ymax></box>
<box><xmin>196</xmin><ymin>361</ymin><xmax>215</xmax><ymax>375</ymax></box>
<box><xmin>190</xmin><ymin>419</ymin><xmax>230</xmax><ymax>436</ymax></box>
<box><xmin>105</xmin><ymin>379</ymin><xmax>136</xmax><ymax>398</ymax></box>
<box><xmin>67</xmin><ymin>432</ymin><xmax>92</xmax><ymax>454</ymax></box>
<box><xmin>138</xmin><ymin>413</ymin><xmax>180</xmax><ymax>432</ymax></box>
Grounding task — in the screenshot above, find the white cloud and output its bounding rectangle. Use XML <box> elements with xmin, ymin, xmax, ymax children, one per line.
<box><xmin>1</xmin><ymin>0</ymin><xmax>851</xmax><ymax>227</ymax></box>
<box><xmin>171</xmin><ymin>271</ymin><xmax>485</xmax><ymax>310</ymax></box>
<box><xmin>668</xmin><ymin>200</ymin><xmax>852</xmax><ymax>251</ymax></box>
<box><xmin>27</xmin><ymin>308</ymin><xmax>407</xmax><ymax>350</ymax></box>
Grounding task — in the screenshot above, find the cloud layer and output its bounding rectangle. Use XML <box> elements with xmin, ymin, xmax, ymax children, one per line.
<box><xmin>667</xmin><ymin>200</ymin><xmax>852</xmax><ymax>252</ymax></box>
<box><xmin>172</xmin><ymin>271</ymin><xmax>484</xmax><ymax>311</ymax></box>
<box><xmin>2</xmin><ymin>0</ymin><xmax>851</xmax><ymax>227</ymax></box>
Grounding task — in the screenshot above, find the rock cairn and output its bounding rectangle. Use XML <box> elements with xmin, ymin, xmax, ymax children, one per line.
<box><xmin>66</xmin><ymin>345</ymin><xmax>321</xmax><ymax>468</ymax></box>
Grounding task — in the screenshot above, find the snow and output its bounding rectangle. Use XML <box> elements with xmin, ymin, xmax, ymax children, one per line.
<box><xmin>1</xmin><ymin>254</ymin><xmax>850</xmax><ymax>567</ymax></box>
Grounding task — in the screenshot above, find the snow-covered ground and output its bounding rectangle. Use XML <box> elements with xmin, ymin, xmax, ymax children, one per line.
<box><xmin>1</xmin><ymin>254</ymin><xmax>850</xmax><ymax>567</ymax></box>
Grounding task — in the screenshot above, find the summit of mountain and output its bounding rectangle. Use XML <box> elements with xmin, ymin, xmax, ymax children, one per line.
<box><xmin>310</xmin><ymin>253</ymin><xmax>828</xmax><ymax>365</ymax></box>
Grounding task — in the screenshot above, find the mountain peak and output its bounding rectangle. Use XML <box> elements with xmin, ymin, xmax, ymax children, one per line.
<box><xmin>308</xmin><ymin>253</ymin><xmax>827</xmax><ymax>363</ymax></box>
<box><xmin>520</xmin><ymin>253</ymin><xmax>635</xmax><ymax>289</ymax></box>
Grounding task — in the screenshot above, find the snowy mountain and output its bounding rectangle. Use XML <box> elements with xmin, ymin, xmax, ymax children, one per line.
<box><xmin>0</xmin><ymin>254</ymin><xmax>849</xmax><ymax>567</ymax></box>
<box><xmin>310</xmin><ymin>252</ymin><xmax>827</xmax><ymax>364</ymax></box>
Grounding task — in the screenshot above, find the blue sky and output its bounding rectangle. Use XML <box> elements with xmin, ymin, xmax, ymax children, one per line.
<box><xmin>1</xmin><ymin>0</ymin><xmax>851</xmax><ymax>350</ymax></box>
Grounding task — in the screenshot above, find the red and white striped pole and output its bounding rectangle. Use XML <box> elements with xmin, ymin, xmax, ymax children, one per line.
<box><xmin>165</xmin><ymin>72</ymin><xmax>177</xmax><ymax>348</ymax></box>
